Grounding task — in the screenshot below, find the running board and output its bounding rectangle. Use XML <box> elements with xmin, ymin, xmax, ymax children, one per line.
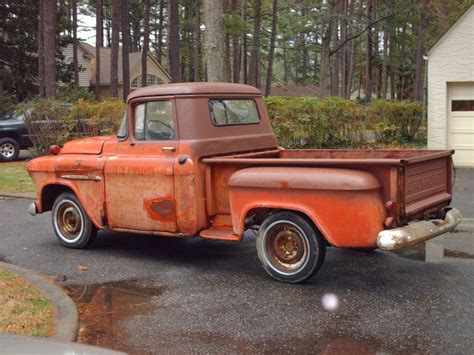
<box><xmin>200</xmin><ymin>228</ymin><xmax>241</xmax><ymax>242</ymax></box>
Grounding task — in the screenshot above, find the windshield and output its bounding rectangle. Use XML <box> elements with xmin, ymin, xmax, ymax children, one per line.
<box><xmin>117</xmin><ymin>111</ymin><xmax>128</xmax><ymax>138</ymax></box>
<box><xmin>1</xmin><ymin>112</ymin><xmax>14</xmax><ymax>120</ymax></box>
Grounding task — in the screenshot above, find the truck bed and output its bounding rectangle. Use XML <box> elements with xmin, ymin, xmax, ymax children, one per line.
<box><xmin>203</xmin><ymin>149</ymin><xmax>454</xmax><ymax>226</ymax></box>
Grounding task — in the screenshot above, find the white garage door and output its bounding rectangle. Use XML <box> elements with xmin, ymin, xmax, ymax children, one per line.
<box><xmin>448</xmin><ymin>82</ymin><xmax>474</xmax><ymax>167</ymax></box>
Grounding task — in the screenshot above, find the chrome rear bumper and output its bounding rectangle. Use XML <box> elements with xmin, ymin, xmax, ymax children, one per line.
<box><xmin>377</xmin><ymin>208</ymin><xmax>463</xmax><ymax>251</ymax></box>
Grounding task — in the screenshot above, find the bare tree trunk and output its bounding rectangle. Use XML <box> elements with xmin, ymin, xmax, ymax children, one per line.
<box><xmin>413</xmin><ymin>2</ymin><xmax>426</xmax><ymax>101</ymax></box>
<box><xmin>43</xmin><ymin>0</ymin><xmax>57</xmax><ymax>98</ymax></box>
<box><xmin>364</xmin><ymin>0</ymin><xmax>374</xmax><ymax>103</ymax></box>
<box><xmin>192</xmin><ymin>0</ymin><xmax>201</xmax><ymax>81</ymax></box>
<box><xmin>224</xmin><ymin>0</ymin><xmax>231</xmax><ymax>82</ymax></box>
<box><xmin>329</xmin><ymin>0</ymin><xmax>339</xmax><ymax>95</ymax></box>
<box><xmin>398</xmin><ymin>23</ymin><xmax>407</xmax><ymax>100</ymax></box>
<box><xmin>231</xmin><ymin>0</ymin><xmax>240</xmax><ymax>83</ymax></box>
<box><xmin>302</xmin><ymin>42</ymin><xmax>308</xmax><ymax>84</ymax></box>
<box><xmin>346</xmin><ymin>36</ymin><xmax>357</xmax><ymax>98</ymax></box>
<box><xmin>105</xmin><ymin>6</ymin><xmax>111</xmax><ymax>47</ymax></box>
<box><xmin>203</xmin><ymin>0</ymin><xmax>227</xmax><ymax>82</ymax></box>
<box><xmin>319</xmin><ymin>0</ymin><xmax>335</xmax><ymax>97</ymax></box>
<box><xmin>283</xmin><ymin>48</ymin><xmax>288</xmax><ymax>85</ymax></box>
<box><xmin>156</xmin><ymin>0</ymin><xmax>165</xmax><ymax>64</ymax></box>
<box><xmin>340</xmin><ymin>0</ymin><xmax>348</xmax><ymax>97</ymax></box>
<box><xmin>265</xmin><ymin>0</ymin><xmax>278</xmax><ymax>96</ymax></box>
<box><xmin>241</xmin><ymin>0</ymin><xmax>247</xmax><ymax>84</ymax></box>
<box><xmin>110</xmin><ymin>0</ymin><xmax>120</xmax><ymax>98</ymax></box>
<box><xmin>141</xmin><ymin>0</ymin><xmax>151</xmax><ymax>87</ymax></box>
<box><xmin>121</xmin><ymin>0</ymin><xmax>130</xmax><ymax>99</ymax></box>
<box><xmin>168</xmin><ymin>0</ymin><xmax>180</xmax><ymax>82</ymax></box>
<box><xmin>72</xmin><ymin>0</ymin><xmax>79</xmax><ymax>87</ymax></box>
<box><xmin>38</xmin><ymin>0</ymin><xmax>45</xmax><ymax>98</ymax></box>
<box><xmin>247</xmin><ymin>0</ymin><xmax>261</xmax><ymax>88</ymax></box>
<box><xmin>381</xmin><ymin>17</ymin><xmax>389</xmax><ymax>98</ymax></box>
<box><xmin>95</xmin><ymin>0</ymin><xmax>102</xmax><ymax>99</ymax></box>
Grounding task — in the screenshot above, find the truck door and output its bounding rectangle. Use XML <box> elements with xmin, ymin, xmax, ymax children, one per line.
<box><xmin>104</xmin><ymin>98</ymin><xmax>178</xmax><ymax>233</ymax></box>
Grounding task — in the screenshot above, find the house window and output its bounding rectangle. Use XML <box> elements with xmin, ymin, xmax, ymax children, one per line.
<box><xmin>451</xmin><ymin>100</ymin><xmax>474</xmax><ymax>112</ymax></box>
<box><xmin>131</xmin><ymin>75</ymin><xmax>162</xmax><ymax>89</ymax></box>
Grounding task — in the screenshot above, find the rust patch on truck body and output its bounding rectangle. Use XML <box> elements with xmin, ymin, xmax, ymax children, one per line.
<box><xmin>144</xmin><ymin>197</ymin><xmax>176</xmax><ymax>221</ymax></box>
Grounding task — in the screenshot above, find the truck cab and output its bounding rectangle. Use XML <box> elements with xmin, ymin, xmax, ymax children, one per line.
<box><xmin>27</xmin><ymin>83</ymin><xmax>462</xmax><ymax>283</ymax></box>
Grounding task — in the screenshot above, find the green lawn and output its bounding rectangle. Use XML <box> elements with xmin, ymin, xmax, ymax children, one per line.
<box><xmin>0</xmin><ymin>269</ymin><xmax>53</xmax><ymax>337</ymax></box>
<box><xmin>0</xmin><ymin>162</ymin><xmax>36</xmax><ymax>195</ymax></box>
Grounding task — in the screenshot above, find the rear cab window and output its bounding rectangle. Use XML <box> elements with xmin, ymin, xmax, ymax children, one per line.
<box><xmin>209</xmin><ymin>99</ymin><xmax>260</xmax><ymax>126</ymax></box>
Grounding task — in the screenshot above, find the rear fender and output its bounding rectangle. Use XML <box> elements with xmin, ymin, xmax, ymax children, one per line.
<box><xmin>228</xmin><ymin>167</ymin><xmax>387</xmax><ymax>248</ymax></box>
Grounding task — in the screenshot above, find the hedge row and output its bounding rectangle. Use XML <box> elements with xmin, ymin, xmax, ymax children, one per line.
<box><xmin>18</xmin><ymin>99</ymin><xmax>125</xmax><ymax>156</ymax></box>
<box><xmin>18</xmin><ymin>95</ymin><xmax>425</xmax><ymax>156</ymax></box>
<box><xmin>265</xmin><ymin>96</ymin><xmax>426</xmax><ymax>149</ymax></box>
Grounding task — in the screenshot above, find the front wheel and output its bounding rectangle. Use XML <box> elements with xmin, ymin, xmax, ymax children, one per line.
<box><xmin>257</xmin><ymin>212</ymin><xmax>326</xmax><ymax>283</ymax></box>
<box><xmin>52</xmin><ymin>192</ymin><xmax>97</xmax><ymax>249</ymax></box>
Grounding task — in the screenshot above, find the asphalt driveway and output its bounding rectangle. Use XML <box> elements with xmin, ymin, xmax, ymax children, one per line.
<box><xmin>0</xmin><ymin>169</ymin><xmax>473</xmax><ymax>354</ymax></box>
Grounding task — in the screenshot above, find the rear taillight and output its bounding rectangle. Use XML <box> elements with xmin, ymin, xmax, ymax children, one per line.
<box><xmin>385</xmin><ymin>200</ymin><xmax>398</xmax><ymax>215</ymax></box>
<box><xmin>49</xmin><ymin>145</ymin><xmax>61</xmax><ymax>155</ymax></box>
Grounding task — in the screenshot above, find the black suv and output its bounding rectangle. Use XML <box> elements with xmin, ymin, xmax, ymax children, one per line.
<box><xmin>0</xmin><ymin>112</ymin><xmax>32</xmax><ymax>162</ymax></box>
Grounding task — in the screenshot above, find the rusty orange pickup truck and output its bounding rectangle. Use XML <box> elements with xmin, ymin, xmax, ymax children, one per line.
<box><xmin>27</xmin><ymin>83</ymin><xmax>462</xmax><ymax>283</ymax></box>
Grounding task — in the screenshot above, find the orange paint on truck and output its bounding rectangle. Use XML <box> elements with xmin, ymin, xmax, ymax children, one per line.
<box><xmin>26</xmin><ymin>83</ymin><xmax>461</xmax><ymax>283</ymax></box>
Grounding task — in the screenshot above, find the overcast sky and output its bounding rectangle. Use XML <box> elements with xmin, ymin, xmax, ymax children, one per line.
<box><xmin>78</xmin><ymin>13</ymin><xmax>96</xmax><ymax>46</ymax></box>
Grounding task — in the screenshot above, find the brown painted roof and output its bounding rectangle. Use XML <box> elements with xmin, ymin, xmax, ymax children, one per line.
<box><xmin>90</xmin><ymin>48</ymin><xmax>145</xmax><ymax>85</ymax></box>
<box><xmin>127</xmin><ymin>82</ymin><xmax>262</xmax><ymax>101</ymax></box>
<box><xmin>270</xmin><ymin>84</ymin><xmax>321</xmax><ymax>97</ymax></box>
<box><xmin>79</xmin><ymin>42</ymin><xmax>96</xmax><ymax>57</ymax></box>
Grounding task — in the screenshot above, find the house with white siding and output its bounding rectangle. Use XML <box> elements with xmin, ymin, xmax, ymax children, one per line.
<box><xmin>62</xmin><ymin>42</ymin><xmax>95</xmax><ymax>88</ymax></box>
<box><xmin>61</xmin><ymin>42</ymin><xmax>171</xmax><ymax>97</ymax></box>
<box><xmin>427</xmin><ymin>6</ymin><xmax>474</xmax><ymax>167</ymax></box>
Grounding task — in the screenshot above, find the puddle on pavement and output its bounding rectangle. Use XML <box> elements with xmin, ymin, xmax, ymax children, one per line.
<box><xmin>393</xmin><ymin>236</ymin><xmax>474</xmax><ymax>263</ymax></box>
<box><xmin>63</xmin><ymin>279</ymin><xmax>165</xmax><ymax>354</ymax></box>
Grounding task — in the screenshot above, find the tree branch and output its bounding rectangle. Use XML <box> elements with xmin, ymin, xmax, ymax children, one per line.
<box><xmin>329</xmin><ymin>11</ymin><xmax>396</xmax><ymax>56</ymax></box>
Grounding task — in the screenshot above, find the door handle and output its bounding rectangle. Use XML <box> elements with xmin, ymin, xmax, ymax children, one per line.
<box><xmin>162</xmin><ymin>146</ymin><xmax>176</xmax><ymax>152</ymax></box>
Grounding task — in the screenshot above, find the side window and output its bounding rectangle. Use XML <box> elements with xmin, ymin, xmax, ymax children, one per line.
<box><xmin>134</xmin><ymin>101</ymin><xmax>176</xmax><ymax>141</ymax></box>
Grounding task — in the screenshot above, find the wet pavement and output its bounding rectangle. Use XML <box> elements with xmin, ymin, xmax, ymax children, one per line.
<box><xmin>0</xmin><ymin>169</ymin><xmax>473</xmax><ymax>354</ymax></box>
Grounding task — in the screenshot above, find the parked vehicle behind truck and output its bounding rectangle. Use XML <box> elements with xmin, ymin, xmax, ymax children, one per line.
<box><xmin>26</xmin><ymin>83</ymin><xmax>462</xmax><ymax>283</ymax></box>
<box><xmin>0</xmin><ymin>111</ymin><xmax>32</xmax><ymax>162</ymax></box>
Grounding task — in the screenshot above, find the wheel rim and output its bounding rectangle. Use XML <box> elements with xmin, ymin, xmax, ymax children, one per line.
<box><xmin>54</xmin><ymin>200</ymin><xmax>84</xmax><ymax>243</ymax></box>
<box><xmin>264</xmin><ymin>221</ymin><xmax>309</xmax><ymax>274</ymax></box>
<box><xmin>1</xmin><ymin>143</ymin><xmax>15</xmax><ymax>158</ymax></box>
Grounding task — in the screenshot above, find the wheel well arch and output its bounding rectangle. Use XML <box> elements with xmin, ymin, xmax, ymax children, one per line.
<box><xmin>40</xmin><ymin>184</ymin><xmax>75</xmax><ymax>212</ymax></box>
<box><xmin>243</xmin><ymin>207</ymin><xmax>332</xmax><ymax>246</ymax></box>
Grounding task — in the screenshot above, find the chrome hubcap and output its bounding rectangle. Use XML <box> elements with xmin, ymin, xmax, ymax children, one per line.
<box><xmin>1</xmin><ymin>143</ymin><xmax>15</xmax><ymax>158</ymax></box>
<box><xmin>56</xmin><ymin>202</ymin><xmax>83</xmax><ymax>240</ymax></box>
<box><xmin>266</xmin><ymin>222</ymin><xmax>308</xmax><ymax>272</ymax></box>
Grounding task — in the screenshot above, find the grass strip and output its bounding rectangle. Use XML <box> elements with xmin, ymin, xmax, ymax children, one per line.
<box><xmin>0</xmin><ymin>268</ymin><xmax>53</xmax><ymax>337</ymax></box>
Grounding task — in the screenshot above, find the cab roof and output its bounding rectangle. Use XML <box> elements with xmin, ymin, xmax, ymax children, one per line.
<box><xmin>127</xmin><ymin>82</ymin><xmax>262</xmax><ymax>102</ymax></box>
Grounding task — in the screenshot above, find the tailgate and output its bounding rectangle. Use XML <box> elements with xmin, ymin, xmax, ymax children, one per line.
<box><xmin>403</xmin><ymin>155</ymin><xmax>453</xmax><ymax>219</ymax></box>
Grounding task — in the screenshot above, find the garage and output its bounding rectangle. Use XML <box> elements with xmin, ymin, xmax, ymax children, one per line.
<box><xmin>448</xmin><ymin>83</ymin><xmax>474</xmax><ymax>166</ymax></box>
<box><xmin>427</xmin><ymin>6</ymin><xmax>474</xmax><ymax>167</ymax></box>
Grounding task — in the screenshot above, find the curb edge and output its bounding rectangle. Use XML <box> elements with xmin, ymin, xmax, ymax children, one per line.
<box><xmin>0</xmin><ymin>262</ymin><xmax>78</xmax><ymax>342</ymax></box>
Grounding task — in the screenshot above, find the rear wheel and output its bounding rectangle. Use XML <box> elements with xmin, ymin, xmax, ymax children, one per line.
<box><xmin>0</xmin><ymin>138</ymin><xmax>20</xmax><ymax>162</ymax></box>
<box><xmin>257</xmin><ymin>212</ymin><xmax>326</xmax><ymax>283</ymax></box>
<box><xmin>52</xmin><ymin>192</ymin><xmax>97</xmax><ymax>248</ymax></box>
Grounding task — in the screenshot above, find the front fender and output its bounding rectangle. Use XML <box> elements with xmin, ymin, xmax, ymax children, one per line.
<box><xmin>27</xmin><ymin>155</ymin><xmax>106</xmax><ymax>229</ymax></box>
<box><xmin>228</xmin><ymin>167</ymin><xmax>386</xmax><ymax>248</ymax></box>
